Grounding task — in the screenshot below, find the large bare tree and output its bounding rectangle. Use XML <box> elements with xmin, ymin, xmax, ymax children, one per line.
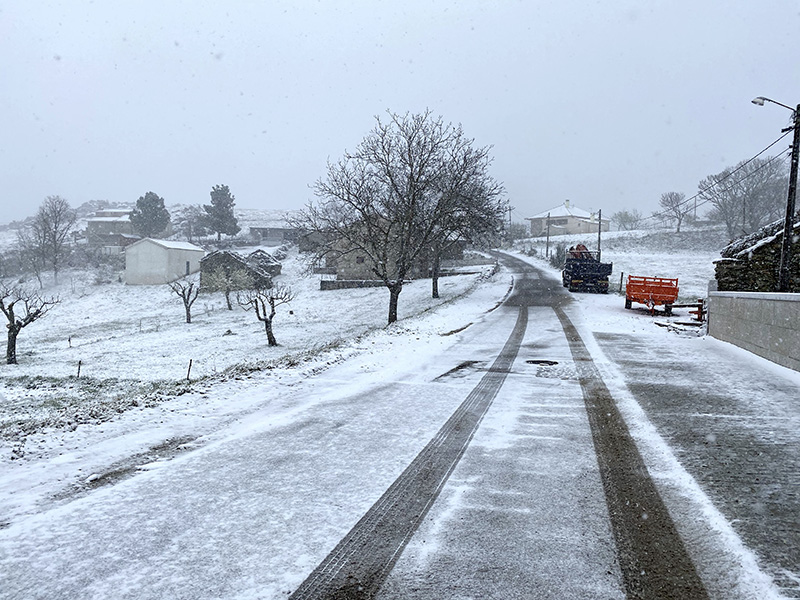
<box><xmin>699</xmin><ymin>156</ymin><xmax>788</xmax><ymax>238</ymax></box>
<box><xmin>295</xmin><ymin>110</ymin><xmax>505</xmax><ymax>323</ymax></box>
<box><xmin>611</xmin><ymin>209</ymin><xmax>644</xmax><ymax>231</ymax></box>
<box><xmin>237</xmin><ymin>285</ymin><xmax>295</xmax><ymax>346</ymax></box>
<box><xmin>1</xmin><ymin>284</ymin><xmax>59</xmax><ymax>364</ymax></box>
<box><xmin>17</xmin><ymin>196</ymin><xmax>76</xmax><ymax>285</ymax></box>
<box><xmin>659</xmin><ymin>192</ymin><xmax>689</xmax><ymax>233</ymax></box>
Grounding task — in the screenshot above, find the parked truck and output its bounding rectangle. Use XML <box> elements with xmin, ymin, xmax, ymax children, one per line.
<box><xmin>561</xmin><ymin>244</ymin><xmax>613</xmax><ymax>293</ymax></box>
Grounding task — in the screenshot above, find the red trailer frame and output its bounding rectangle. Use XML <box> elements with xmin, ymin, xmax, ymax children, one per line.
<box><xmin>625</xmin><ymin>275</ymin><xmax>679</xmax><ymax>315</ymax></box>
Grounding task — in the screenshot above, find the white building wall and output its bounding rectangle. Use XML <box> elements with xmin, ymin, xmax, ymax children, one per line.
<box><xmin>125</xmin><ymin>240</ymin><xmax>204</xmax><ymax>284</ymax></box>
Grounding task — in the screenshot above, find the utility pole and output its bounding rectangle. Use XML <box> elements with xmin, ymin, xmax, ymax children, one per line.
<box><xmin>545</xmin><ymin>213</ymin><xmax>551</xmax><ymax>258</ymax></box>
<box><xmin>752</xmin><ymin>96</ymin><xmax>799</xmax><ymax>292</ymax></box>
<box><xmin>778</xmin><ymin>104</ymin><xmax>800</xmax><ymax>292</ymax></box>
<box><xmin>597</xmin><ymin>209</ymin><xmax>602</xmax><ymax>262</ymax></box>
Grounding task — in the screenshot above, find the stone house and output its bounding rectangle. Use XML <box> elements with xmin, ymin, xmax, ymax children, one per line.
<box><xmin>124</xmin><ymin>239</ymin><xmax>205</xmax><ymax>285</ymax></box>
<box><xmin>199</xmin><ymin>250</ymin><xmax>273</xmax><ymax>290</ymax></box>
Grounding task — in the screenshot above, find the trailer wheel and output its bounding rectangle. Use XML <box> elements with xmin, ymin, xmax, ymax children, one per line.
<box><xmin>625</xmin><ymin>298</ymin><xmax>632</xmax><ymax>309</ymax></box>
<box><xmin>664</xmin><ymin>304</ymin><xmax>672</xmax><ymax>316</ymax></box>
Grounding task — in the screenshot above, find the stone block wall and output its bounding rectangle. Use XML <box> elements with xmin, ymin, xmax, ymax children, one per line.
<box><xmin>708</xmin><ymin>292</ymin><xmax>800</xmax><ymax>372</ymax></box>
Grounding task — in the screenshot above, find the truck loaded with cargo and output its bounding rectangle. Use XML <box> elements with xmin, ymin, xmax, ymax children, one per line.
<box><xmin>561</xmin><ymin>244</ymin><xmax>613</xmax><ymax>293</ymax></box>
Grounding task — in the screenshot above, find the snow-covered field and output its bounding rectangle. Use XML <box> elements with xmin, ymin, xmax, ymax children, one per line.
<box><xmin>0</xmin><ymin>247</ymin><xmax>499</xmax><ymax>442</ymax></box>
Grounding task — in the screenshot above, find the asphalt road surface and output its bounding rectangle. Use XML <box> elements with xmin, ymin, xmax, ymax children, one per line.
<box><xmin>293</xmin><ymin>253</ymin><xmax>709</xmax><ymax>599</ymax></box>
<box><xmin>3</xmin><ymin>253</ymin><xmax>794</xmax><ymax>599</ymax></box>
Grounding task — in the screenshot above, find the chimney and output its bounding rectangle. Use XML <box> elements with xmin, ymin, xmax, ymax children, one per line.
<box><xmin>564</xmin><ymin>199</ymin><xmax>570</xmax><ymax>209</ymax></box>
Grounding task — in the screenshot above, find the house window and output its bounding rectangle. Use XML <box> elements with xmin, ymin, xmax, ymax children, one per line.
<box><xmin>356</xmin><ymin>256</ymin><xmax>365</xmax><ymax>264</ymax></box>
<box><xmin>185</xmin><ymin>261</ymin><xmax>190</xmax><ymax>275</ymax></box>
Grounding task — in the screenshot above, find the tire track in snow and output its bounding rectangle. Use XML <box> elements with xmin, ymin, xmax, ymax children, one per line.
<box><xmin>289</xmin><ymin>305</ymin><xmax>528</xmax><ymax>600</ymax></box>
<box><xmin>554</xmin><ymin>306</ymin><xmax>709</xmax><ymax>600</ymax></box>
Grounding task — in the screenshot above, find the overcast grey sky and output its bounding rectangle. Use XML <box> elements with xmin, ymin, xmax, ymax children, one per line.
<box><xmin>1</xmin><ymin>1</ymin><xmax>798</xmax><ymax>225</ymax></box>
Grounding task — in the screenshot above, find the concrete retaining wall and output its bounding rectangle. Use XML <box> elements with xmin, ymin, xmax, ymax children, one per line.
<box><xmin>708</xmin><ymin>292</ymin><xmax>800</xmax><ymax>372</ymax></box>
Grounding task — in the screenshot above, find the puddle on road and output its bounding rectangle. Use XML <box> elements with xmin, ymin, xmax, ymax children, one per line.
<box><xmin>48</xmin><ymin>435</ymin><xmax>200</xmax><ymax>508</ymax></box>
<box><xmin>435</xmin><ymin>360</ymin><xmax>484</xmax><ymax>380</ymax></box>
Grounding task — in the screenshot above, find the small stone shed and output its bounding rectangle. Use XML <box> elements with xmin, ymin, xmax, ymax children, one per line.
<box><xmin>199</xmin><ymin>250</ymin><xmax>274</xmax><ymax>290</ymax></box>
<box><xmin>715</xmin><ymin>217</ymin><xmax>800</xmax><ymax>292</ymax></box>
<box><xmin>247</xmin><ymin>249</ymin><xmax>282</xmax><ymax>276</ymax></box>
<box><xmin>125</xmin><ymin>239</ymin><xmax>205</xmax><ymax>285</ymax></box>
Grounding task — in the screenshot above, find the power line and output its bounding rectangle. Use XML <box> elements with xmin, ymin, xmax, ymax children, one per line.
<box><xmin>646</xmin><ymin>130</ymin><xmax>793</xmax><ymax>222</ymax></box>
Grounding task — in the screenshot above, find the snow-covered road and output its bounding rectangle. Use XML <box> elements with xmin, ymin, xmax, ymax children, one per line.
<box><xmin>1</xmin><ymin>254</ymin><xmax>798</xmax><ymax>599</ymax></box>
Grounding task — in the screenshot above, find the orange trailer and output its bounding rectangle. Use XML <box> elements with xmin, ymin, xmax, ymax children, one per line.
<box><xmin>625</xmin><ymin>275</ymin><xmax>679</xmax><ymax>315</ymax></box>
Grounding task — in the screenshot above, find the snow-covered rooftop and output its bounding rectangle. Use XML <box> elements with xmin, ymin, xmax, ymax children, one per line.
<box><xmin>130</xmin><ymin>238</ymin><xmax>205</xmax><ymax>252</ymax></box>
<box><xmin>527</xmin><ymin>200</ymin><xmax>604</xmax><ymax>221</ymax></box>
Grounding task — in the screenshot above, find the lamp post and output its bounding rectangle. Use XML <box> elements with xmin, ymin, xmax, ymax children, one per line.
<box><xmin>752</xmin><ymin>96</ymin><xmax>800</xmax><ymax>292</ymax></box>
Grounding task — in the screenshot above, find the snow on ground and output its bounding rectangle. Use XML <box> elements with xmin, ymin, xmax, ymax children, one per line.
<box><xmin>0</xmin><ymin>247</ymin><xmax>497</xmax><ymax>443</ymax></box>
<box><xmin>1</xmin><ymin>236</ymin><xmax>797</xmax><ymax>598</ymax></box>
<box><xmin>513</xmin><ymin>251</ymin><xmax>798</xmax><ymax>599</ymax></box>
<box><xmin>0</xmin><ymin>252</ymin><xmax>509</xmax><ymax>525</ymax></box>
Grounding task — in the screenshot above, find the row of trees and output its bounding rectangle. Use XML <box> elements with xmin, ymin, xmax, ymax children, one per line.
<box><xmin>127</xmin><ymin>185</ymin><xmax>241</xmax><ymax>241</ymax></box>
<box><xmin>611</xmin><ymin>156</ymin><xmax>789</xmax><ymax>237</ymax></box>
<box><xmin>293</xmin><ymin>110</ymin><xmax>507</xmax><ymax>324</ymax></box>
<box><xmin>168</xmin><ymin>275</ymin><xmax>294</xmax><ymax>346</ymax></box>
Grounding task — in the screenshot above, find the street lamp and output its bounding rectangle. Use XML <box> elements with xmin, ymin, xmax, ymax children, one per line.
<box><xmin>752</xmin><ymin>96</ymin><xmax>800</xmax><ymax>292</ymax></box>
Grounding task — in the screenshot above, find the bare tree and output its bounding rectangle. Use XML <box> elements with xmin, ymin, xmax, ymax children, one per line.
<box><xmin>611</xmin><ymin>209</ymin><xmax>644</xmax><ymax>231</ymax></box>
<box><xmin>427</xmin><ymin>155</ymin><xmax>506</xmax><ymax>298</ymax></box>
<box><xmin>202</xmin><ymin>266</ymin><xmax>256</xmax><ymax>310</ymax></box>
<box><xmin>1</xmin><ymin>283</ymin><xmax>60</xmax><ymax>364</ymax></box>
<box><xmin>237</xmin><ymin>285</ymin><xmax>295</xmax><ymax>346</ymax></box>
<box><xmin>699</xmin><ymin>156</ymin><xmax>788</xmax><ymax>238</ymax></box>
<box><xmin>659</xmin><ymin>192</ymin><xmax>689</xmax><ymax>232</ymax></box>
<box><xmin>16</xmin><ymin>227</ymin><xmax>46</xmax><ymax>287</ymax></box>
<box><xmin>168</xmin><ymin>276</ymin><xmax>201</xmax><ymax>323</ymax></box>
<box><xmin>173</xmin><ymin>204</ymin><xmax>210</xmax><ymax>242</ymax></box>
<box><xmin>17</xmin><ymin>196</ymin><xmax>76</xmax><ymax>285</ymax></box>
<box><xmin>295</xmin><ymin>110</ymin><xmax>504</xmax><ymax>323</ymax></box>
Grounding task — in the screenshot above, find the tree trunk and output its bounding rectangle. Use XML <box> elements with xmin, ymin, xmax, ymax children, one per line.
<box><xmin>387</xmin><ymin>282</ymin><xmax>403</xmax><ymax>324</ymax></box>
<box><xmin>264</xmin><ymin>319</ymin><xmax>277</xmax><ymax>346</ymax></box>
<box><xmin>431</xmin><ymin>254</ymin><xmax>441</xmax><ymax>299</ymax></box>
<box><xmin>224</xmin><ymin>288</ymin><xmax>233</xmax><ymax>310</ymax></box>
<box><xmin>6</xmin><ymin>326</ymin><xmax>19</xmax><ymax>365</ymax></box>
<box><xmin>184</xmin><ymin>302</ymin><xmax>192</xmax><ymax>323</ymax></box>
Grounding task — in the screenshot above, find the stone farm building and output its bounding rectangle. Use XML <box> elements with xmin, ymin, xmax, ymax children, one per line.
<box><xmin>715</xmin><ymin>216</ymin><xmax>800</xmax><ymax>293</ymax></box>
<box><xmin>199</xmin><ymin>250</ymin><xmax>275</xmax><ymax>290</ymax></box>
<box><xmin>525</xmin><ymin>200</ymin><xmax>610</xmax><ymax>237</ymax></box>
<box><xmin>124</xmin><ymin>239</ymin><xmax>205</xmax><ymax>285</ymax></box>
<box><xmin>239</xmin><ymin>210</ymin><xmax>301</xmax><ymax>245</ymax></box>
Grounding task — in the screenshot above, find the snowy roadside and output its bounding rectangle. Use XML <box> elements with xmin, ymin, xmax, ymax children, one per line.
<box><xmin>0</xmin><ymin>249</ymin><xmax>497</xmax><ymax>443</ymax></box>
<box><xmin>508</xmin><ymin>250</ymin><xmax>798</xmax><ymax>599</ymax></box>
<box><xmin>0</xmin><ymin>259</ymin><xmax>512</xmax><ymax>526</ymax></box>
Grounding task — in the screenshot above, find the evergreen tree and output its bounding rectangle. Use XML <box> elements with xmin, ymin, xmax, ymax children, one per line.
<box><xmin>203</xmin><ymin>184</ymin><xmax>241</xmax><ymax>241</ymax></box>
<box><xmin>130</xmin><ymin>192</ymin><xmax>171</xmax><ymax>238</ymax></box>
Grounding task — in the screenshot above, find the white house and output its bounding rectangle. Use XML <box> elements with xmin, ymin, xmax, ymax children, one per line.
<box><xmin>124</xmin><ymin>239</ymin><xmax>205</xmax><ymax>285</ymax></box>
<box><xmin>525</xmin><ymin>200</ymin><xmax>610</xmax><ymax>237</ymax></box>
